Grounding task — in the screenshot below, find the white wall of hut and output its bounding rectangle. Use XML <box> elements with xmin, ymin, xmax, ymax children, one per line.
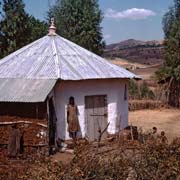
<box><xmin>52</xmin><ymin>79</ymin><xmax>129</xmax><ymax>140</ymax></box>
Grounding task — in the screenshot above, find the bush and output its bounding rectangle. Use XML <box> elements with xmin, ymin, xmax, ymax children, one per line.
<box><xmin>129</xmin><ymin>80</ymin><xmax>155</xmax><ymax>100</ymax></box>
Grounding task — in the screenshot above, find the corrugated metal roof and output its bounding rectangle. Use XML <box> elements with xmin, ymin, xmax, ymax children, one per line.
<box><xmin>0</xmin><ymin>32</ymin><xmax>140</xmax><ymax>102</ymax></box>
<box><xmin>0</xmin><ymin>35</ymin><xmax>140</xmax><ymax>80</ymax></box>
<box><xmin>0</xmin><ymin>79</ymin><xmax>56</xmax><ymax>102</ymax></box>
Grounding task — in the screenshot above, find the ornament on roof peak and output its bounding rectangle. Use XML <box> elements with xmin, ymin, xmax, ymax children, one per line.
<box><xmin>48</xmin><ymin>18</ymin><xmax>56</xmax><ymax>36</ymax></box>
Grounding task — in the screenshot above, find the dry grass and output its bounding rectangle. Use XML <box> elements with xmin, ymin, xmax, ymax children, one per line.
<box><xmin>132</xmin><ymin>64</ymin><xmax>161</xmax><ymax>80</ymax></box>
<box><xmin>129</xmin><ymin>108</ymin><xmax>180</xmax><ymax>141</ymax></box>
<box><xmin>109</xmin><ymin>57</ymin><xmax>147</xmax><ymax>68</ymax></box>
<box><xmin>109</xmin><ymin>58</ymin><xmax>161</xmax><ymax>80</ymax></box>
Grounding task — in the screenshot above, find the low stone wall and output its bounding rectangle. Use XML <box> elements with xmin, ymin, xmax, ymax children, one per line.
<box><xmin>0</xmin><ymin>116</ymin><xmax>48</xmax><ymax>155</ymax></box>
<box><xmin>129</xmin><ymin>100</ymin><xmax>164</xmax><ymax>111</ymax></box>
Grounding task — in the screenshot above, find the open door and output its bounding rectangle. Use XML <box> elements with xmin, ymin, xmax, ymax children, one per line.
<box><xmin>85</xmin><ymin>95</ymin><xmax>108</xmax><ymax>141</ymax></box>
<box><xmin>48</xmin><ymin>97</ymin><xmax>56</xmax><ymax>148</ymax></box>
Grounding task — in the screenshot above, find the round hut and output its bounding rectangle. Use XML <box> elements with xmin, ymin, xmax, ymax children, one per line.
<box><xmin>0</xmin><ymin>20</ymin><xmax>139</xmax><ymax>150</ymax></box>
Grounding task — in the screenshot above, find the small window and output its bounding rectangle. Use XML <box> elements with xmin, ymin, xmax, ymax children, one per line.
<box><xmin>124</xmin><ymin>84</ymin><xmax>127</xmax><ymax>100</ymax></box>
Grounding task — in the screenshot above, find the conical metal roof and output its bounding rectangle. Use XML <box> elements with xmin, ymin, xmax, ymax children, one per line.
<box><xmin>0</xmin><ymin>34</ymin><xmax>139</xmax><ymax>80</ymax></box>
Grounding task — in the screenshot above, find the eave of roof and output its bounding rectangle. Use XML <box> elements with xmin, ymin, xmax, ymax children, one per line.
<box><xmin>0</xmin><ymin>79</ymin><xmax>56</xmax><ymax>103</ymax></box>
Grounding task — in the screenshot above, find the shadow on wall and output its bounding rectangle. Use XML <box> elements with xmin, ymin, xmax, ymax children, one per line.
<box><xmin>0</xmin><ymin>102</ymin><xmax>47</xmax><ymax>119</ymax></box>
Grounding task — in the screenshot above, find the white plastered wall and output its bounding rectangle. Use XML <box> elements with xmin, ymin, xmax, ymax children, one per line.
<box><xmin>54</xmin><ymin>79</ymin><xmax>129</xmax><ymax>140</ymax></box>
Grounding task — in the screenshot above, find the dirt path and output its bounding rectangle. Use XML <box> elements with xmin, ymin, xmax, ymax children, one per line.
<box><xmin>51</xmin><ymin>151</ymin><xmax>74</xmax><ymax>164</ymax></box>
<box><xmin>129</xmin><ymin>108</ymin><xmax>180</xmax><ymax>141</ymax></box>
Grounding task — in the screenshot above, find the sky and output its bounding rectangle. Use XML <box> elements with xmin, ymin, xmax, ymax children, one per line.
<box><xmin>23</xmin><ymin>0</ymin><xmax>174</xmax><ymax>44</ymax></box>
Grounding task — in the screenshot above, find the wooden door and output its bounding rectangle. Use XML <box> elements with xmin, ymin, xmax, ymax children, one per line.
<box><xmin>85</xmin><ymin>95</ymin><xmax>108</xmax><ymax>141</ymax></box>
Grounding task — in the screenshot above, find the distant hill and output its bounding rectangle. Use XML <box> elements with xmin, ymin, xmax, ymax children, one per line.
<box><xmin>104</xmin><ymin>39</ymin><xmax>164</xmax><ymax>65</ymax></box>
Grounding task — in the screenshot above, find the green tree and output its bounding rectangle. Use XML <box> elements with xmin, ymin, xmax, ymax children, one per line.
<box><xmin>0</xmin><ymin>0</ymin><xmax>30</xmax><ymax>57</ymax></box>
<box><xmin>139</xmin><ymin>82</ymin><xmax>155</xmax><ymax>99</ymax></box>
<box><xmin>28</xmin><ymin>16</ymin><xmax>47</xmax><ymax>42</ymax></box>
<box><xmin>129</xmin><ymin>80</ymin><xmax>155</xmax><ymax>100</ymax></box>
<box><xmin>156</xmin><ymin>0</ymin><xmax>180</xmax><ymax>107</ymax></box>
<box><xmin>129</xmin><ymin>80</ymin><xmax>139</xmax><ymax>99</ymax></box>
<box><xmin>48</xmin><ymin>0</ymin><xmax>105</xmax><ymax>55</ymax></box>
<box><xmin>0</xmin><ymin>0</ymin><xmax>47</xmax><ymax>59</ymax></box>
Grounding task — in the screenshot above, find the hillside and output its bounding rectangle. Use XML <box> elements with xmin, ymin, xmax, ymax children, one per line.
<box><xmin>104</xmin><ymin>39</ymin><xmax>164</xmax><ymax>65</ymax></box>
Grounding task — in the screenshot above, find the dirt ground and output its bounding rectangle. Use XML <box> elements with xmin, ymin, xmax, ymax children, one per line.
<box><xmin>109</xmin><ymin>58</ymin><xmax>161</xmax><ymax>80</ymax></box>
<box><xmin>51</xmin><ymin>151</ymin><xmax>74</xmax><ymax>164</ymax></box>
<box><xmin>132</xmin><ymin>64</ymin><xmax>161</xmax><ymax>80</ymax></box>
<box><xmin>129</xmin><ymin>108</ymin><xmax>180</xmax><ymax>141</ymax></box>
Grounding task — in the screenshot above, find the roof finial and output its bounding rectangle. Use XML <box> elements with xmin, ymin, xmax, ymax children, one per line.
<box><xmin>48</xmin><ymin>17</ymin><xmax>56</xmax><ymax>36</ymax></box>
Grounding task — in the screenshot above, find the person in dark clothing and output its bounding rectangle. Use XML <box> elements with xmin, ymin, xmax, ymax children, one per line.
<box><xmin>159</xmin><ymin>131</ymin><xmax>168</xmax><ymax>144</ymax></box>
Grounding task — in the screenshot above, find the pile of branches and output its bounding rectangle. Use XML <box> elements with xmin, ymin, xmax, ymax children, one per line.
<box><xmin>0</xmin><ymin>151</ymin><xmax>64</xmax><ymax>180</ymax></box>
<box><xmin>1</xmin><ymin>138</ymin><xmax>180</xmax><ymax>180</ymax></box>
<box><xmin>61</xmin><ymin>139</ymin><xmax>180</xmax><ymax>180</ymax></box>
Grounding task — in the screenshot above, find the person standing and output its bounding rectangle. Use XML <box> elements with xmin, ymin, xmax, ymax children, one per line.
<box><xmin>159</xmin><ymin>131</ymin><xmax>168</xmax><ymax>144</ymax></box>
<box><xmin>152</xmin><ymin>127</ymin><xmax>158</xmax><ymax>139</ymax></box>
<box><xmin>67</xmin><ymin>97</ymin><xmax>80</xmax><ymax>140</ymax></box>
<box><xmin>8</xmin><ymin>124</ymin><xmax>21</xmax><ymax>157</ymax></box>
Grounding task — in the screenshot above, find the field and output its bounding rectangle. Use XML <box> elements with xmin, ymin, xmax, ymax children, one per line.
<box><xmin>109</xmin><ymin>57</ymin><xmax>161</xmax><ymax>80</ymax></box>
<box><xmin>129</xmin><ymin>108</ymin><xmax>180</xmax><ymax>141</ymax></box>
<box><xmin>105</xmin><ymin>39</ymin><xmax>163</xmax><ymax>65</ymax></box>
<box><xmin>110</xmin><ymin>57</ymin><xmax>162</xmax><ymax>95</ymax></box>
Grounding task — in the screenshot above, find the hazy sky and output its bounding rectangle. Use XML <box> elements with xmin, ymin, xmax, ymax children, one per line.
<box><xmin>23</xmin><ymin>0</ymin><xmax>174</xmax><ymax>44</ymax></box>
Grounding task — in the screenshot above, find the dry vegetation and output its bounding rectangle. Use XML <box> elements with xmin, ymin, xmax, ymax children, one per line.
<box><xmin>1</xmin><ymin>138</ymin><xmax>180</xmax><ymax>180</ymax></box>
<box><xmin>108</xmin><ymin>57</ymin><xmax>147</xmax><ymax>69</ymax></box>
<box><xmin>129</xmin><ymin>108</ymin><xmax>180</xmax><ymax>141</ymax></box>
<box><xmin>110</xmin><ymin>57</ymin><xmax>161</xmax><ymax>100</ymax></box>
<box><xmin>1</xmin><ymin>109</ymin><xmax>180</xmax><ymax>180</ymax></box>
<box><xmin>129</xmin><ymin>100</ymin><xmax>163</xmax><ymax>111</ymax></box>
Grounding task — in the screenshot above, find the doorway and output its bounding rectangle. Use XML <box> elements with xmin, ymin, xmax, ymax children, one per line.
<box><xmin>48</xmin><ymin>97</ymin><xmax>56</xmax><ymax>147</ymax></box>
<box><xmin>85</xmin><ymin>95</ymin><xmax>108</xmax><ymax>141</ymax></box>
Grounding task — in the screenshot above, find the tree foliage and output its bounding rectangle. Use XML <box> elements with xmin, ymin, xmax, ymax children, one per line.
<box><xmin>129</xmin><ymin>80</ymin><xmax>155</xmax><ymax>100</ymax></box>
<box><xmin>157</xmin><ymin>0</ymin><xmax>180</xmax><ymax>81</ymax></box>
<box><xmin>156</xmin><ymin>0</ymin><xmax>180</xmax><ymax>107</ymax></box>
<box><xmin>0</xmin><ymin>0</ymin><xmax>47</xmax><ymax>59</ymax></box>
<box><xmin>48</xmin><ymin>0</ymin><xmax>105</xmax><ymax>55</ymax></box>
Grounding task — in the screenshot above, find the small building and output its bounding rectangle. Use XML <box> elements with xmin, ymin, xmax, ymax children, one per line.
<box><xmin>0</xmin><ymin>21</ymin><xmax>139</xmax><ymax>148</ymax></box>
